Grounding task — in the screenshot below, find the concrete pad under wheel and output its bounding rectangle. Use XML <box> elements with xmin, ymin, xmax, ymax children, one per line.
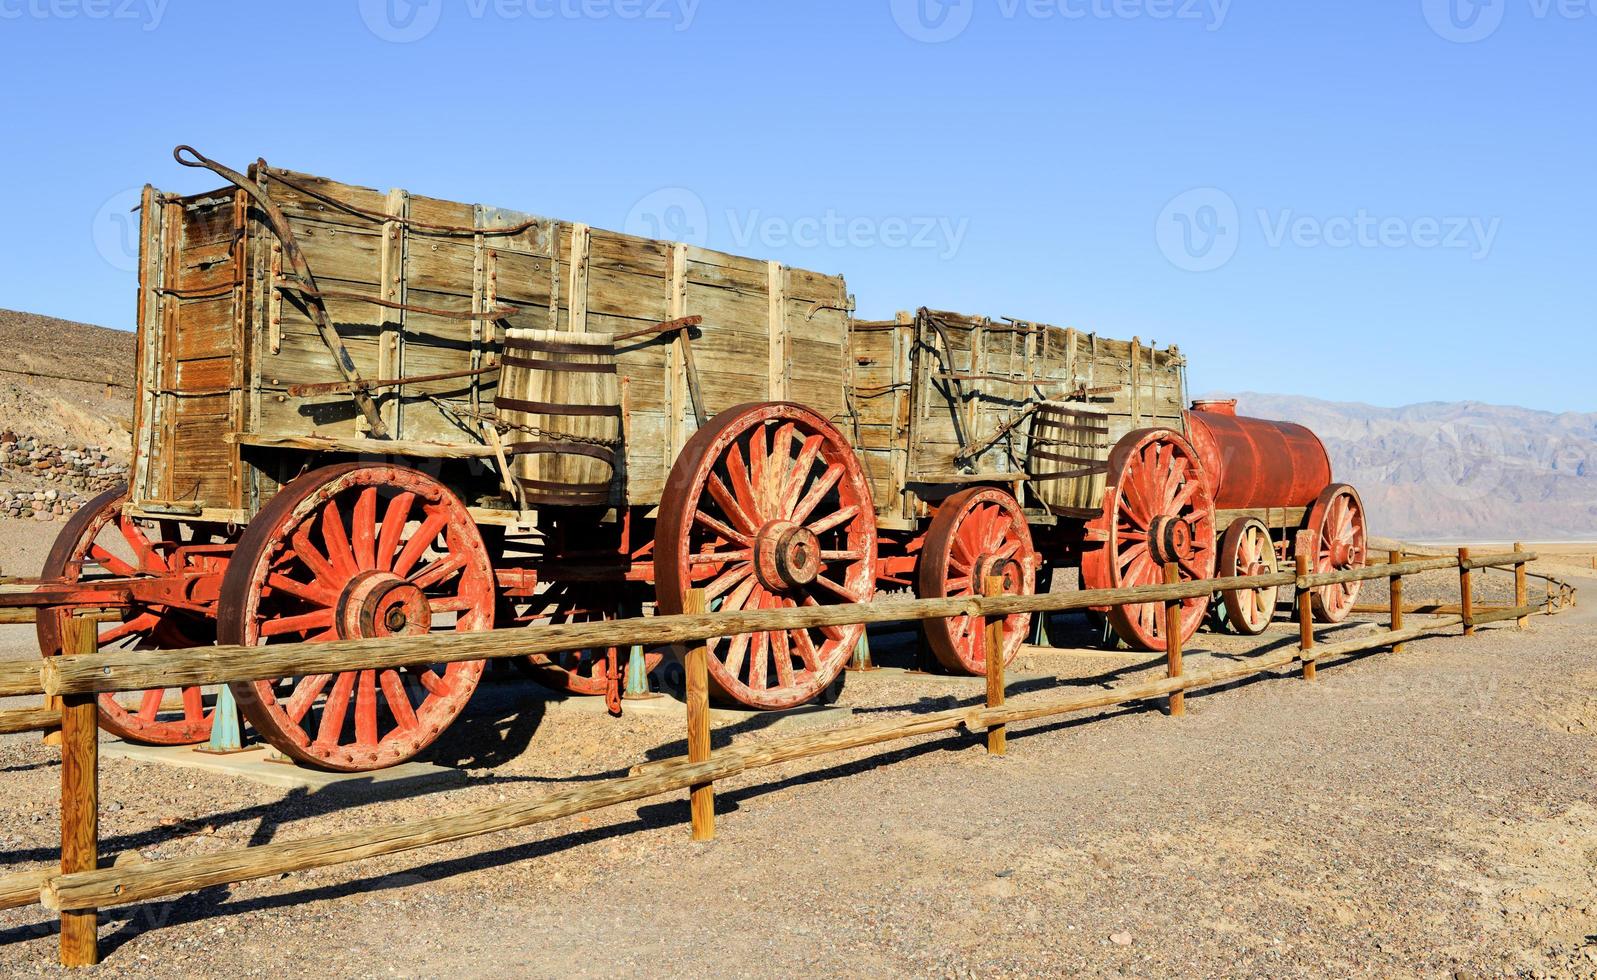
<box><xmin>100</xmin><ymin>741</ymin><xmax>468</xmax><ymax>792</ymax></box>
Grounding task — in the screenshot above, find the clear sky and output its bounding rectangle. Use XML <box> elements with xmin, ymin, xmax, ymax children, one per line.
<box><xmin>0</xmin><ymin>0</ymin><xmax>1590</xmax><ymax>411</ymax></box>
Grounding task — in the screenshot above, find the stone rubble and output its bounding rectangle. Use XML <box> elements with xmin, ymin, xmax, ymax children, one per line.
<box><xmin>0</xmin><ymin>429</ymin><xmax>128</xmax><ymax>522</ymax></box>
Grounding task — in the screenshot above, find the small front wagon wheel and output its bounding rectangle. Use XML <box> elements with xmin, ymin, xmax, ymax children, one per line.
<box><xmin>217</xmin><ymin>464</ymin><xmax>493</xmax><ymax>771</ymax></box>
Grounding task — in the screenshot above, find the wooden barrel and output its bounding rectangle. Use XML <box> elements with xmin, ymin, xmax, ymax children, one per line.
<box><xmin>496</xmin><ymin>328</ymin><xmax>621</xmax><ymax>506</ymax></box>
<box><xmin>1027</xmin><ymin>402</ymin><xmax>1110</xmax><ymax>517</ymax></box>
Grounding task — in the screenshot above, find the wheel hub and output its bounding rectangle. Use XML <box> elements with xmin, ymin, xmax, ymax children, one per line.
<box><xmin>753</xmin><ymin>520</ymin><xmax>821</xmax><ymax>591</ymax></box>
<box><xmin>1328</xmin><ymin>539</ymin><xmax>1353</xmax><ymax>567</ymax></box>
<box><xmin>1148</xmin><ymin>515</ymin><xmax>1196</xmax><ymax>566</ymax></box>
<box><xmin>337</xmin><ymin>570</ymin><xmax>432</xmax><ymax>640</ymax></box>
<box><xmin>970</xmin><ymin>554</ymin><xmax>1020</xmax><ymax>594</ymax></box>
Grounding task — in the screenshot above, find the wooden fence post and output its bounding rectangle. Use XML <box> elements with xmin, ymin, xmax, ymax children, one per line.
<box><xmin>1513</xmin><ymin>541</ymin><xmax>1528</xmax><ymax>630</ymax></box>
<box><xmin>1389</xmin><ymin>550</ymin><xmax>1405</xmax><ymax>654</ymax></box>
<box><xmin>59</xmin><ymin>616</ymin><xmax>100</xmax><ymax>967</ymax></box>
<box><xmin>683</xmin><ymin>589</ymin><xmax>713</xmax><ymax>842</ymax></box>
<box><xmin>1295</xmin><ymin>541</ymin><xmax>1315</xmax><ymax>680</ymax></box>
<box><xmin>1163</xmin><ymin>563</ymin><xmax>1185</xmax><ymax>716</ymax></box>
<box><xmin>983</xmin><ymin>576</ymin><xmax>1006</xmax><ymax>756</ymax></box>
<box><xmin>1459</xmin><ymin>547</ymin><xmax>1474</xmax><ymax>637</ymax></box>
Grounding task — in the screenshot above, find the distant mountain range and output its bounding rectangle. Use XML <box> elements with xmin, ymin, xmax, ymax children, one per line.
<box><xmin>1218</xmin><ymin>393</ymin><xmax>1597</xmax><ymax>541</ymax></box>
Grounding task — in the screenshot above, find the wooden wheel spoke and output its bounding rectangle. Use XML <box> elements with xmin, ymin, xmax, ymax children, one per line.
<box><xmin>375</xmin><ymin>491</ymin><xmax>416</xmax><ymax>572</ymax></box>
<box><xmin>392</xmin><ymin>510</ymin><xmax>450</xmax><ymax>578</ymax></box>
<box><xmin>781</xmin><ymin>435</ymin><xmax>824</xmax><ymax>516</ymax></box>
<box><xmin>88</xmin><ymin>544</ymin><xmax>137</xmax><ymax>578</ymax></box>
<box><xmin>693</xmin><ymin>508</ymin><xmax>751</xmax><ymax>547</ymax></box>
<box><xmin>748</xmin><ymin>424</ymin><xmax>768</xmax><ymax>515</ymax></box>
<box><xmin>725</xmin><ymin>444</ymin><xmax>762</xmax><ymax>526</ymax></box>
<box><xmin>410</xmin><ymin>551</ymin><xmax>466</xmax><ymax>591</ymax></box>
<box><xmin>355</xmin><ymin>669</ymin><xmax>379</xmax><ymax>746</ymax></box>
<box><xmin>791</xmin><ymin>463</ymin><xmax>844</xmax><ymax>526</ymax></box>
<box><xmin>321</xmin><ymin>504</ymin><xmax>359</xmax><ymax>579</ymax></box>
<box><xmin>181</xmin><ymin>686</ymin><xmax>205</xmax><ymax>720</ymax></box>
<box><xmin>285</xmin><ymin>673</ymin><xmax>333</xmax><ymax>724</ymax></box>
<box><xmin>706</xmin><ymin>475</ymin><xmax>759</xmax><ymax>537</ymax></box>
<box><xmin>801</xmin><ymin>594</ymin><xmax>847</xmax><ymax>640</ymax></box>
<box><xmin>314</xmin><ymin>672</ymin><xmax>357</xmax><ymax>745</ymax></box>
<box><xmin>807</xmin><ymin>503</ymin><xmax>858</xmax><ymax>537</ymax></box>
<box><xmin>117</xmin><ymin>516</ymin><xmax>163</xmax><ymax>572</ymax></box>
<box><xmin>792</xmin><ymin>624</ymin><xmax>820</xmax><ymax>670</ymax></box>
<box><xmin>265</xmin><ymin>573</ymin><xmax>337</xmax><ymax>607</ymax></box>
<box><xmin>352</xmin><ymin>486</ymin><xmax>378</xmax><ymax>571</ymax></box>
<box><xmin>689</xmin><ymin>548</ymin><xmax>752</xmax><ymax>565</ymax></box>
<box><xmin>260</xmin><ymin>608</ymin><xmax>335</xmax><ymax>637</ymax></box>
<box><xmin>98</xmin><ymin>610</ymin><xmax>160</xmax><ymax>646</ymax></box>
<box><xmin>136</xmin><ymin>688</ymin><xmax>164</xmax><ymax>720</ymax></box>
<box><xmin>413</xmin><ymin>668</ymin><xmax>452</xmax><ymax>698</ymax></box>
<box><xmin>380</xmin><ymin>669</ymin><xmax>420</xmax><ymax>732</ymax></box>
<box><xmin>748</xmin><ymin>595</ymin><xmax>772</xmax><ymax>691</ymax></box>
<box><xmin>704</xmin><ymin>563</ymin><xmax>754</xmax><ymax>602</ymax></box>
<box><xmin>813</xmin><ymin>574</ymin><xmax>862</xmax><ymax>602</ymax></box>
<box><xmin>290</xmin><ymin>524</ymin><xmax>339</xmax><ymax>588</ymax></box>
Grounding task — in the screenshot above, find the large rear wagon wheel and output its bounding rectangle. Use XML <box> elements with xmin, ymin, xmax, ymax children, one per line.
<box><xmin>37</xmin><ymin>486</ymin><xmax>224</xmax><ymax>745</ymax></box>
<box><xmin>218</xmin><ymin>464</ymin><xmax>493</xmax><ymax>772</ymax></box>
<box><xmin>655</xmin><ymin>402</ymin><xmax>877</xmax><ymax>710</ymax></box>
<box><xmin>1080</xmin><ymin>429</ymin><xmax>1216</xmax><ymax>651</ymax></box>
<box><xmin>1304</xmin><ymin>483</ymin><xmax>1368</xmax><ymax>624</ymax></box>
<box><xmin>918</xmin><ymin>486</ymin><xmax>1036</xmax><ymax>675</ymax></box>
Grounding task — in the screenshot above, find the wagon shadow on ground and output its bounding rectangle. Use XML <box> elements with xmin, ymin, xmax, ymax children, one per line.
<box><xmin>0</xmin><ymin>617</ymin><xmax>1398</xmax><ymax>957</ymax></box>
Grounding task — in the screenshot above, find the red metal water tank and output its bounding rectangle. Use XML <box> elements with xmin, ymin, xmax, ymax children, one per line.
<box><xmin>1183</xmin><ymin>399</ymin><xmax>1331</xmax><ymax>510</ymax></box>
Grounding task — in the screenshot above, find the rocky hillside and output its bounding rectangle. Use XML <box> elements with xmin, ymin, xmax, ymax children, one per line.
<box><xmin>1222</xmin><ymin>393</ymin><xmax>1597</xmax><ymax>542</ymax></box>
<box><xmin>0</xmin><ymin>310</ymin><xmax>134</xmax><ymax>522</ymax></box>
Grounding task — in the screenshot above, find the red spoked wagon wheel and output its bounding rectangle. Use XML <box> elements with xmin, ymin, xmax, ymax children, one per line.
<box><xmin>655</xmin><ymin>402</ymin><xmax>877</xmax><ymax>710</ymax></box>
<box><xmin>37</xmin><ymin>486</ymin><xmax>225</xmax><ymax>745</ymax></box>
<box><xmin>1081</xmin><ymin>429</ymin><xmax>1216</xmax><ymax>651</ymax></box>
<box><xmin>1217</xmin><ymin>516</ymin><xmax>1279</xmax><ymax>636</ymax></box>
<box><xmin>505</xmin><ymin>581</ymin><xmax>664</xmax><ymax>697</ymax></box>
<box><xmin>1304</xmin><ymin>483</ymin><xmax>1367</xmax><ymax>624</ymax></box>
<box><xmin>218</xmin><ymin>464</ymin><xmax>494</xmax><ymax>771</ymax></box>
<box><xmin>918</xmin><ymin>486</ymin><xmax>1036</xmax><ymax>675</ymax></box>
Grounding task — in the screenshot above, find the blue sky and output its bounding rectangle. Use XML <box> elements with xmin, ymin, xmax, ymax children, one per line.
<box><xmin>0</xmin><ymin>0</ymin><xmax>1590</xmax><ymax>411</ymax></box>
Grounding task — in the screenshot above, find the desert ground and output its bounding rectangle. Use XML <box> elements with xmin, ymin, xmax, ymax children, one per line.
<box><xmin>1</xmin><ymin>513</ymin><xmax>1593</xmax><ymax>978</ymax></box>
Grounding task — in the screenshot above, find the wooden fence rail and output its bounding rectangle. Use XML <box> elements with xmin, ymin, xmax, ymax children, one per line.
<box><xmin>0</xmin><ymin>545</ymin><xmax>1578</xmax><ymax>967</ymax></box>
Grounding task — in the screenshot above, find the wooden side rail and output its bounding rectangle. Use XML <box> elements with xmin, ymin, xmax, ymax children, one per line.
<box><xmin>38</xmin><ymin>551</ymin><xmax>1550</xmax><ymax>699</ymax></box>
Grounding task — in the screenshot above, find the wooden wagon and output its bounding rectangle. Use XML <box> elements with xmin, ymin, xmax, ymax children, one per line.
<box><xmin>29</xmin><ymin>147</ymin><xmax>1368</xmax><ymax>773</ymax></box>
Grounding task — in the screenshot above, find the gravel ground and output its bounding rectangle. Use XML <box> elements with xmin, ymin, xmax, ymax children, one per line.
<box><xmin>1</xmin><ymin>517</ymin><xmax>1592</xmax><ymax>977</ymax></box>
